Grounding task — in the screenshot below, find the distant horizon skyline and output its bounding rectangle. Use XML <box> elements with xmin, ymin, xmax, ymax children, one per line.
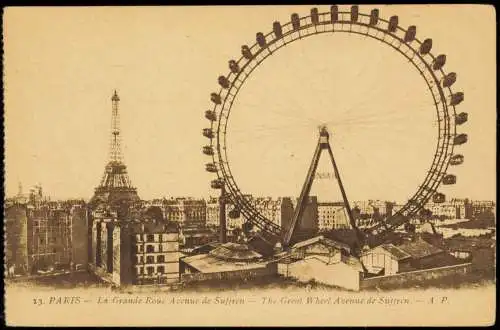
<box><xmin>7</xmin><ymin>183</ymin><xmax>495</xmax><ymax>204</ymax></box>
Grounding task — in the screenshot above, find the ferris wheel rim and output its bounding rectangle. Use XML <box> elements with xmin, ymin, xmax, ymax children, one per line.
<box><xmin>203</xmin><ymin>6</ymin><xmax>464</xmax><ymax>240</ymax></box>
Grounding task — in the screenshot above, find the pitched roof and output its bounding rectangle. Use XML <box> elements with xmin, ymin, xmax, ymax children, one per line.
<box><xmin>397</xmin><ymin>238</ymin><xmax>444</xmax><ymax>259</ymax></box>
<box><xmin>342</xmin><ymin>256</ymin><xmax>365</xmax><ymax>272</ymax></box>
<box><xmin>379</xmin><ymin>244</ymin><xmax>412</xmax><ymax>261</ymax></box>
<box><xmin>190</xmin><ymin>242</ymin><xmax>222</xmax><ymax>254</ymax></box>
<box><xmin>321</xmin><ymin>237</ymin><xmax>352</xmax><ymax>252</ymax></box>
<box><xmin>209</xmin><ymin>242</ymin><xmax>262</xmax><ymax>261</ymax></box>
<box><xmin>292</xmin><ymin>235</ymin><xmax>324</xmax><ymax>249</ymax></box>
<box><xmin>247</xmin><ymin>232</ymin><xmax>279</xmax><ymax>257</ymax></box>
<box><xmin>181</xmin><ymin>254</ymin><xmax>267</xmax><ymax>273</ymax></box>
<box><xmin>292</xmin><ymin>235</ymin><xmax>351</xmax><ymax>252</ymax></box>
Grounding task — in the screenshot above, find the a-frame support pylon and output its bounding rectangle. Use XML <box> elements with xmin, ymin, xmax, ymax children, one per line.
<box><xmin>283</xmin><ymin>126</ymin><xmax>362</xmax><ymax>249</ymax></box>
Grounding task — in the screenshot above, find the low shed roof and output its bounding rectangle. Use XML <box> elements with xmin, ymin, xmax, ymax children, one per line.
<box><xmin>181</xmin><ymin>254</ymin><xmax>267</xmax><ymax>273</ymax></box>
<box><xmin>379</xmin><ymin>244</ymin><xmax>412</xmax><ymax>261</ymax></box>
<box><xmin>292</xmin><ymin>235</ymin><xmax>351</xmax><ymax>252</ymax></box>
<box><xmin>398</xmin><ymin>238</ymin><xmax>444</xmax><ymax>259</ymax></box>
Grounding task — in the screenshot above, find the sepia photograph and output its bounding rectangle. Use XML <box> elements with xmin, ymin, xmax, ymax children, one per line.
<box><xmin>3</xmin><ymin>4</ymin><xmax>496</xmax><ymax>326</ymax></box>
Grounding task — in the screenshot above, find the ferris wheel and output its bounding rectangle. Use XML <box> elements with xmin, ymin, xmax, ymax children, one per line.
<box><xmin>201</xmin><ymin>5</ymin><xmax>467</xmax><ymax>249</ymax></box>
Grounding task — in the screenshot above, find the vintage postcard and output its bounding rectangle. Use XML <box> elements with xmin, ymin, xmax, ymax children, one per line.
<box><xmin>3</xmin><ymin>5</ymin><xmax>496</xmax><ymax>326</ymax></box>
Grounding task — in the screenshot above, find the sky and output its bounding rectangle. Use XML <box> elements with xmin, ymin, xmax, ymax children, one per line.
<box><xmin>3</xmin><ymin>5</ymin><xmax>496</xmax><ymax>202</ymax></box>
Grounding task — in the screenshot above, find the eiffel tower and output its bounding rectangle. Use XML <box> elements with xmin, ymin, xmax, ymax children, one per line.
<box><xmin>89</xmin><ymin>91</ymin><xmax>140</xmax><ymax>208</ymax></box>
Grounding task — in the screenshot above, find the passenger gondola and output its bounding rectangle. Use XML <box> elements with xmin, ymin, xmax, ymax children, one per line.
<box><xmin>369</xmin><ymin>9</ymin><xmax>379</xmax><ymax>25</ymax></box>
<box><xmin>442</xmin><ymin>174</ymin><xmax>456</xmax><ymax>185</ymax></box>
<box><xmin>442</xmin><ymin>72</ymin><xmax>456</xmax><ymax>87</ymax></box>
<box><xmin>256</xmin><ymin>32</ymin><xmax>266</xmax><ymax>48</ymax></box>
<box><xmin>229</xmin><ymin>208</ymin><xmax>241</xmax><ymax>219</ymax></box>
<box><xmin>203</xmin><ymin>128</ymin><xmax>214</xmax><ymax>139</ymax></box>
<box><xmin>432</xmin><ymin>54</ymin><xmax>446</xmax><ymax>70</ymax></box>
<box><xmin>205</xmin><ymin>163</ymin><xmax>218</xmax><ymax>173</ymax></box>
<box><xmin>311</xmin><ymin>8</ymin><xmax>319</xmax><ymax>25</ymax></box>
<box><xmin>453</xmin><ymin>133</ymin><xmax>468</xmax><ymax>145</ymax></box>
<box><xmin>330</xmin><ymin>5</ymin><xmax>338</xmax><ymax>23</ymax></box>
<box><xmin>229</xmin><ymin>60</ymin><xmax>240</xmax><ymax>74</ymax></box>
<box><xmin>273</xmin><ymin>21</ymin><xmax>283</xmax><ymax>38</ymax></box>
<box><xmin>291</xmin><ymin>13</ymin><xmax>300</xmax><ymax>30</ymax></box>
<box><xmin>205</xmin><ymin>110</ymin><xmax>217</xmax><ymax>121</ymax></box>
<box><xmin>211</xmin><ymin>179</ymin><xmax>224</xmax><ymax>189</ymax></box>
<box><xmin>455</xmin><ymin>112</ymin><xmax>468</xmax><ymax>125</ymax></box>
<box><xmin>450</xmin><ymin>154</ymin><xmax>464</xmax><ymax>165</ymax></box>
<box><xmin>218</xmin><ymin>76</ymin><xmax>230</xmax><ymax>89</ymax></box>
<box><xmin>404</xmin><ymin>26</ymin><xmax>416</xmax><ymax>43</ymax></box>
<box><xmin>432</xmin><ymin>193</ymin><xmax>446</xmax><ymax>204</ymax></box>
<box><xmin>202</xmin><ymin>146</ymin><xmax>214</xmax><ymax>155</ymax></box>
<box><xmin>210</xmin><ymin>93</ymin><xmax>221</xmax><ymax>105</ymax></box>
<box><xmin>351</xmin><ymin>5</ymin><xmax>359</xmax><ymax>22</ymax></box>
<box><xmin>450</xmin><ymin>92</ymin><xmax>464</xmax><ymax>106</ymax></box>
<box><xmin>388</xmin><ymin>16</ymin><xmax>398</xmax><ymax>32</ymax></box>
<box><xmin>241</xmin><ymin>45</ymin><xmax>253</xmax><ymax>59</ymax></box>
<box><xmin>419</xmin><ymin>38</ymin><xmax>433</xmax><ymax>55</ymax></box>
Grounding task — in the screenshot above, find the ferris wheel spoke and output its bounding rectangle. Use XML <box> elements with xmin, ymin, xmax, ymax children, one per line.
<box><xmin>266</xmin><ymin>107</ymin><xmax>325</xmax><ymax>124</ymax></box>
<box><xmin>331</xmin><ymin>95</ymin><xmax>440</xmax><ymax>125</ymax></box>
<box><xmin>333</xmin><ymin>110</ymin><xmax>435</xmax><ymax>128</ymax></box>
<box><xmin>330</xmin><ymin>82</ymin><xmax>430</xmax><ymax>123</ymax></box>
<box><xmin>333</xmin><ymin>147</ymin><xmax>413</xmax><ymax>202</ymax></box>
<box><xmin>322</xmin><ymin>111</ymin><xmax>427</xmax><ymax>129</ymax></box>
<box><xmin>228</xmin><ymin>107</ymin><xmax>438</xmax><ymax>144</ymax></box>
<box><xmin>230</xmin><ymin>119</ymin><xmax>318</xmax><ymax>135</ymax></box>
<box><xmin>232</xmin><ymin>103</ymin><xmax>326</xmax><ymax>126</ymax></box>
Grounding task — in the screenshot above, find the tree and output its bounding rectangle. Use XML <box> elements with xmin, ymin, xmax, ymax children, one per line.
<box><xmin>373</xmin><ymin>207</ymin><xmax>382</xmax><ymax>223</ymax></box>
<box><xmin>232</xmin><ymin>227</ymin><xmax>242</xmax><ymax>238</ymax></box>
<box><xmin>419</xmin><ymin>208</ymin><xmax>432</xmax><ymax>220</ymax></box>
<box><xmin>145</xmin><ymin>206</ymin><xmax>164</xmax><ymax>222</ymax></box>
<box><xmin>242</xmin><ymin>222</ymin><xmax>254</xmax><ymax>234</ymax></box>
<box><xmin>352</xmin><ymin>206</ymin><xmax>361</xmax><ymax>220</ymax></box>
<box><xmin>404</xmin><ymin>222</ymin><xmax>416</xmax><ymax>233</ymax></box>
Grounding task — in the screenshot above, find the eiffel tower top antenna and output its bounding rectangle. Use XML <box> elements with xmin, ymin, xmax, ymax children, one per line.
<box><xmin>110</xmin><ymin>90</ymin><xmax>122</xmax><ymax>163</ymax></box>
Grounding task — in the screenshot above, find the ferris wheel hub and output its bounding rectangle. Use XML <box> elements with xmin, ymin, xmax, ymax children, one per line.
<box><xmin>319</xmin><ymin>125</ymin><xmax>330</xmax><ymax>146</ymax></box>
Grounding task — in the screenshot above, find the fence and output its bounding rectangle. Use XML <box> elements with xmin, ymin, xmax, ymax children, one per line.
<box><xmin>181</xmin><ymin>263</ymin><xmax>277</xmax><ymax>283</ymax></box>
<box><xmin>360</xmin><ymin>263</ymin><xmax>472</xmax><ymax>289</ymax></box>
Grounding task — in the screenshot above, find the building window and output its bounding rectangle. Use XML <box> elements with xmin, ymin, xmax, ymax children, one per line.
<box><xmin>146</xmin><ymin>256</ymin><xmax>154</xmax><ymax>264</ymax></box>
<box><xmin>157</xmin><ymin>266</ymin><xmax>165</xmax><ymax>274</ymax></box>
<box><xmin>159</xmin><ymin>244</ymin><xmax>163</xmax><ymax>252</ymax></box>
<box><xmin>137</xmin><ymin>267</ymin><xmax>142</xmax><ymax>275</ymax></box>
<box><xmin>147</xmin><ymin>266</ymin><xmax>154</xmax><ymax>275</ymax></box>
<box><xmin>158</xmin><ymin>255</ymin><xmax>165</xmax><ymax>263</ymax></box>
<box><xmin>147</xmin><ymin>234</ymin><xmax>154</xmax><ymax>242</ymax></box>
<box><xmin>146</xmin><ymin>245</ymin><xmax>154</xmax><ymax>253</ymax></box>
